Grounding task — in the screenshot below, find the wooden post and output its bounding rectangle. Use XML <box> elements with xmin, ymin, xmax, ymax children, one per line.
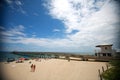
<box><xmin>106</xmin><ymin>64</ymin><xmax>108</xmax><ymax>70</ymax></box>
<box><xmin>98</xmin><ymin>69</ymin><xmax>102</xmax><ymax>80</ymax></box>
<box><xmin>102</xmin><ymin>66</ymin><xmax>104</xmax><ymax>72</ymax></box>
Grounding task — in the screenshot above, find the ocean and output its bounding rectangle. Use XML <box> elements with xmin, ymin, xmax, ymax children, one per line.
<box><xmin>0</xmin><ymin>51</ymin><xmax>24</xmax><ymax>62</ymax></box>
<box><xmin>0</xmin><ymin>51</ymin><xmax>94</xmax><ymax>62</ymax></box>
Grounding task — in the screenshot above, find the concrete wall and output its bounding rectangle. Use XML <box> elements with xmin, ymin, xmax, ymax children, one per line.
<box><xmin>100</xmin><ymin>46</ymin><xmax>112</xmax><ymax>53</ymax></box>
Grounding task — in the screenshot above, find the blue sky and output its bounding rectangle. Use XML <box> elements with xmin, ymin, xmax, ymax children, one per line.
<box><xmin>0</xmin><ymin>0</ymin><xmax>120</xmax><ymax>53</ymax></box>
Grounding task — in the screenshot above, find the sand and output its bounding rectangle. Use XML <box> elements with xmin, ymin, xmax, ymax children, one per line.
<box><xmin>0</xmin><ymin>59</ymin><xmax>107</xmax><ymax>80</ymax></box>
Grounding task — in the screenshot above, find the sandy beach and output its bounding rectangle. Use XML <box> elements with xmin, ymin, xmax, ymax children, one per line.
<box><xmin>1</xmin><ymin>59</ymin><xmax>107</xmax><ymax>80</ymax></box>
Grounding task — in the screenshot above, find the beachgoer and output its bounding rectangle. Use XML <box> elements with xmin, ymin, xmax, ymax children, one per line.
<box><xmin>33</xmin><ymin>64</ymin><xmax>36</xmax><ymax>72</ymax></box>
<box><xmin>39</xmin><ymin>59</ymin><xmax>41</xmax><ymax>62</ymax></box>
<box><xmin>31</xmin><ymin>64</ymin><xmax>33</xmax><ymax>72</ymax></box>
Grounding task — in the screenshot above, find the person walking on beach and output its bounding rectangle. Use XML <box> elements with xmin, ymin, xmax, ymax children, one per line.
<box><xmin>30</xmin><ymin>64</ymin><xmax>33</xmax><ymax>72</ymax></box>
<box><xmin>33</xmin><ymin>64</ymin><xmax>36</xmax><ymax>72</ymax></box>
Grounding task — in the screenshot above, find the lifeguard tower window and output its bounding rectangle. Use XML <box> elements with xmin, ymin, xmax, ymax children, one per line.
<box><xmin>108</xmin><ymin>53</ymin><xmax>111</xmax><ymax>57</ymax></box>
<box><xmin>105</xmin><ymin>47</ymin><xmax>107</xmax><ymax>50</ymax></box>
<box><xmin>103</xmin><ymin>54</ymin><xmax>106</xmax><ymax>56</ymax></box>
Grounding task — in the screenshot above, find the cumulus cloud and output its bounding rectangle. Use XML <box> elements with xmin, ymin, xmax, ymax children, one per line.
<box><xmin>44</xmin><ymin>0</ymin><xmax>119</xmax><ymax>48</ymax></box>
<box><xmin>45</xmin><ymin>0</ymin><xmax>109</xmax><ymax>33</ymax></box>
<box><xmin>45</xmin><ymin>0</ymin><xmax>119</xmax><ymax>32</ymax></box>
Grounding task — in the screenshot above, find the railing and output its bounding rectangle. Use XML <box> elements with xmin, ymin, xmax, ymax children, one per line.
<box><xmin>95</xmin><ymin>50</ymin><xmax>114</xmax><ymax>54</ymax></box>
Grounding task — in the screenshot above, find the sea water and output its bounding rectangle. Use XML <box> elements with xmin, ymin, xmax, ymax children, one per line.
<box><xmin>0</xmin><ymin>51</ymin><xmax>23</xmax><ymax>62</ymax></box>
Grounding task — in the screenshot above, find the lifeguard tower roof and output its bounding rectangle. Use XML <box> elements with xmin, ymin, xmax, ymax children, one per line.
<box><xmin>96</xmin><ymin>44</ymin><xmax>113</xmax><ymax>47</ymax></box>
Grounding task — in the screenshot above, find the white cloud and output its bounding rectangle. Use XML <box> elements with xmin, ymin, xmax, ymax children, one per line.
<box><xmin>32</xmin><ymin>34</ymin><xmax>36</xmax><ymax>37</ymax></box>
<box><xmin>53</xmin><ymin>29</ymin><xmax>60</xmax><ymax>32</ymax></box>
<box><xmin>1</xmin><ymin>0</ymin><xmax>119</xmax><ymax>52</ymax></box>
<box><xmin>0</xmin><ymin>25</ymin><xmax>26</xmax><ymax>40</ymax></box>
<box><xmin>5</xmin><ymin>0</ymin><xmax>13</xmax><ymax>4</ymax></box>
<box><xmin>15</xmin><ymin>0</ymin><xmax>23</xmax><ymax>6</ymax></box>
<box><xmin>33</xmin><ymin>13</ymin><xmax>39</xmax><ymax>16</ymax></box>
<box><xmin>5</xmin><ymin>0</ymin><xmax>26</xmax><ymax>14</ymax></box>
<box><xmin>0</xmin><ymin>25</ymin><xmax>27</xmax><ymax>48</ymax></box>
<box><xmin>18</xmin><ymin>7</ymin><xmax>26</xmax><ymax>14</ymax></box>
<box><xmin>44</xmin><ymin>0</ymin><xmax>119</xmax><ymax>47</ymax></box>
<box><xmin>0</xmin><ymin>26</ymin><xmax>5</xmax><ymax>30</ymax></box>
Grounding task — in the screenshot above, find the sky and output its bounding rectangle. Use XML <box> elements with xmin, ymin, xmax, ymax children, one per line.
<box><xmin>0</xmin><ymin>0</ymin><xmax>120</xmax><ymax>53</ymax></box>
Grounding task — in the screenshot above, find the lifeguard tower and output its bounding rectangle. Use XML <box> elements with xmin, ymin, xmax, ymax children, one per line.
<box><xmin>95</xmin><ymin>44</ymin><xmax>115</xmax><ymax>57</ymax></box>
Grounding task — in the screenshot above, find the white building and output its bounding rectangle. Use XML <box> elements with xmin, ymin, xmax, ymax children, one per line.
<box><xmin>95</xmin><ymin>44</ymin><xmax>116</xmax><ymax>57</ymax></box>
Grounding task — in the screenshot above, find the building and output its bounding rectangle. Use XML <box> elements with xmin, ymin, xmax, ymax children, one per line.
<box><xmin>95</xmin><ymin>44</ymin><xmax>116</xmax><ymax>57</ymax></box>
